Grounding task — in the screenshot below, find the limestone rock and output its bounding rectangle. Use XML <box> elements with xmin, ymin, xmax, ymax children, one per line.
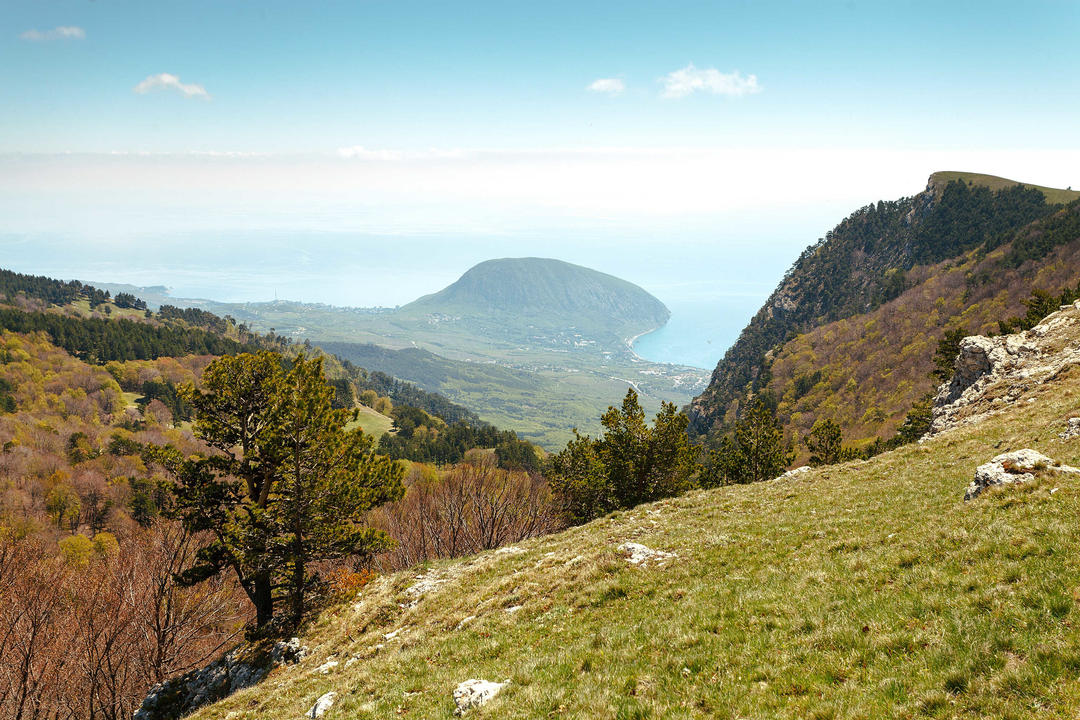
<box><xmin>453</xmin><ymin>679</ymin><xmax>508</xmax><ymax>715</ymax></box>
<box><xmin>306</xmin><ymin>691</ymin><xmax>336</xmax><ymax>718</ymax></box>
<box><xmin>1060</xmin><ymin>417</ymin><xmax>1080</xmax><ymax>440</ymax></box>
<box><xmin>934</xmin><ymin>334</ymin><xmax>1037</xmax><ymax>425</ymax></box>
<box><xmin>618</xmin><ymin>542</ymin><xmax>677</xmax><ymax>566</ymax></box>
<box><xmin>964</xmin><ymin>449</ymin><xmax>1079</xmax><ymax>500</ymax></box>
<box><xmin>134</xmin><ymin>638</ymin><xmax>310</xmax><ymax>720</ymax></box>
<box><xmin>932</xmin><ymin>302</ymin><xmax>1080</xmax><ymax>435</ymax></box>
<box><xmin>272</xmin><ymin>637</ymin><xmax>310</xmax><ymax>665</ymax></box>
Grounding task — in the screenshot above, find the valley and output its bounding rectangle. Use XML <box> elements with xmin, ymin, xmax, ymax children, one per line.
<box><xmin>93</xmin><ymin>258</ymin><xmax>710</xmax><ymax>448</ymax></box>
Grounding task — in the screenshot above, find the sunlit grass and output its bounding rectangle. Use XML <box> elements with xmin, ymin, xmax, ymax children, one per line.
<box><xmin>190</xmin><ymin>369</ymin><xmax>1080</xmax><ymax>719</ymax></box>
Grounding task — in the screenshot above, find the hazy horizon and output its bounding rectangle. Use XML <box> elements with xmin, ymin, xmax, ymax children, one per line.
<box><xmin>4</xmin><ymin>0</ymin><xmax>1079</xmax><ymax>367</ymax></box>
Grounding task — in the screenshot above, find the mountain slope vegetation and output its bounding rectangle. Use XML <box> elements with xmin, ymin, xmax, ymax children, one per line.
<box><xmin>691</xmin><ymin>172</ymin><xmax>1080</xmax><ymax>451</ymax></box>
<box><xmin>180</xmin><ymin>304</ymin><xmax>1080</xmax><ymax>720</ymax></box>
<box><xmin>402</xmin><ymin>257</ymin><xmax>670</xmax><ymax>340</ymax></box>
<box><xmin>93</xmin><ymin>260</ymin><xmax>708</xmax><ymax>448</ymax></box>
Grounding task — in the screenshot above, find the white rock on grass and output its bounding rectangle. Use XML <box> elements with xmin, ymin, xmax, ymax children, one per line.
<box><xmin>1060</xmin><ymin>417</ymin><xmax>1080</xmax><ymax>441</ymax></box>
<box><xmin>494</xmin><ymin>545</ymin><xmax>526</xmax><ymax>555</ymax></box>
<box><xmin>315</xmin><ymin>660</ymin><xmax>339</xmax><ymax>674</ymax></box>
<box><xmin>965</xmin><ymin>449</ymin><xmax>1080</xmax><ymax>500</ymax></box>
<box><xmin>306</xmin><ymin>691</ymin><xmax>336</xmax><ymax>718</ymax></box>
<box><xmin>618</xmin><ymin>542</ymin><xmax>677</xmax><ymax>567</ymax></box>
<box><xmin>453</xmin><ymin>679</ymin><xmax>508</xmax><ymax>715</ymax></box>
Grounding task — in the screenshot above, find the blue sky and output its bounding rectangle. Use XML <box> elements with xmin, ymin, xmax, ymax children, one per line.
<box><xmin>2</xmin><ymin>0</ymin><xmax>1079</xmax><ymax>325</ymax></box>
<box><xmin>4</xmin><ymin>0</ymin><xmax>1079</xmax><ymax>153</ymax></box>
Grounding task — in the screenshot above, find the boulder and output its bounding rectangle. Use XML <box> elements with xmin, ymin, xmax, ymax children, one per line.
<box><xmin>965</xmin><ymin>449</ymin><xmax>1079</xmax><ymax>500</ymax></box>
<box><xmin>306</xmin><ymin>691</ymin><xmax>336</xmax><ymax>718</ymax></box>
<box><xmin>453</xmin><ymin>679</ymin><xmax>508</xmax><ymax>715</ymax></box>
<box><xmin>134</xmin><ymin>638</ymin><xmax>309</xmax><ymax>720</ymax></box>
<box><xmin>618</xmin><ymin>542</ymin><xmax>677</xmax><ymax>566</ymax></box>
<box><xmin>1060</xmin><ymin>417</ymin><xmax>1080</xmax><ymax>440</ymax></box>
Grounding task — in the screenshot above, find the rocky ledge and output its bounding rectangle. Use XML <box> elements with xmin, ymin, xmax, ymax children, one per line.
<box><xmin>932</xmin><ymin>300</ymin><xmax>1080</xmax><ymax>435</ymax></box>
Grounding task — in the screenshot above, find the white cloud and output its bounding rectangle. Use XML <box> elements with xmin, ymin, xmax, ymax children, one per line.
<box><xmin>660</xmin><ymin>64</ymin><xmax>760</xmax><ymax>99</ymax></box>
<box><xmin>133</xmin><ymin>73</ymin><xmax>210</xmax><ymax>100</ymax></box>
<box><xmin>20</xmin><ymin>26</ymin><xmax>85</xmax><ymax>41</ymax></box>
<box><xmin>587</xmin><ymin>78</ymin><xmax>625</xmax><ymax>95</ymax></box>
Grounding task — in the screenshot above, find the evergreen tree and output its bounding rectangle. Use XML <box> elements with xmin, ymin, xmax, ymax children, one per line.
<box><xmin>548</xmin><ymin>388</ymin><xmax>698</xmax><ymax>523</ymax></box>
<box><xmin>154</xmin><ymin>351</ymin><xmax>404</xmax><ymax>629</ymax></box>
<box><xmin>805</xmin><ymin>418</ymin><xmax>843</xmax><ymax>466</ymax></box>
<box><xmin>269</xmin><ymin>355</ymin><xmax>404</xmax><ymax>624</ymax></box>
<box><xmin>709</xmin><ymin>398</ymin><xmax>793</xmax><ymax>485</ymax></box>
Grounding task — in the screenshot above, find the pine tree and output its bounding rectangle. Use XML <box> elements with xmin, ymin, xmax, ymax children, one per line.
<box><xmin>805</xmin><ymin>418</ymin><xmax>843</xmax><ymax>466</ymax></box>
<box><xmin>709</xmin><ymin>398</ymin><xmax>794</xmax><ymax>485</ymax></box>
<box><xmin>548</xmin><ymin>388</ymin><xmax>698</xmax><ymax>523</ymax></box>
<box><xmin>269</xmin><ymin>355</ymin><xmax>404</xmax><ymax>624</ymax></box>
<box><xmin>155</xmin><ymin>351</ymin><xmax>404</xmax><ymax>629</ymax></box>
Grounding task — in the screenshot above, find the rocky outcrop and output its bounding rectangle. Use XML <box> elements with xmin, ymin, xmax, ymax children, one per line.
<box><xmin>1061</xmin><ymin>417</ymin><xmax>1080</xmax><ymax>440</ymax></box>
<box><xmin>133</xmin><ymin>638</ymin><xmax>309</xmax><ymax>720</ymax></box>
<box><xmin>965</xmin><ymin>449</ymin><xmax>1080</xmax><ymax>500</ymax></box>
<box><xmin>306</xmin><ymin>691</ymin><xmax>337</xmax><ymax>718</ymax></box>
<box><xmin>932</xmin><ymin>301</ymin><xmax>1080</xmax><ymax>435</ymax></box>
<box><xmin>453</xmin><ymin>679</ymin><xmax>508</xmax><ymax>715</ymax></box>
<box><xmin>618</xmin><ymin>542</ymin><xmax>677</xmax><ymax>567</ymax></box>
<box><xmin>932</xmin><ymin>334</ymin><xmax>1039</xmax><ymax>432</ymax></box>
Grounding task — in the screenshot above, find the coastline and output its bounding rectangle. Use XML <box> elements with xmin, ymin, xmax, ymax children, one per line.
<box><xmin>624</xmin><ymin>323</ymin><xmax>665</xmax><ymax>364</ymax></box>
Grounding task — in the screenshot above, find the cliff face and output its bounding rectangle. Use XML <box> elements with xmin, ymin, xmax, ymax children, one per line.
<box><xmin>690</xmin><ymin>173</ymin><xmax>1075</xmax><ymax>447</ymax></box>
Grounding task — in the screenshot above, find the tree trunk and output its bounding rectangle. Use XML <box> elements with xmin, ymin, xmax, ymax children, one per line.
<box><xmin>291</xmin><ymin>517</ymin><xmax>304</xmax><ymax>626</ymax></box>
<box><xmin>253</xmin><ymin>574</ymin><xmax>273</xmax><ymax>629</ymax></box>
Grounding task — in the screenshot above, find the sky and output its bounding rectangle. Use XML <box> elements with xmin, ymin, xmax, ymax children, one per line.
<box><xmin>2</xmin><ymin>0</ymin><xmax>1079</xmax><ymax>339</ymax></box>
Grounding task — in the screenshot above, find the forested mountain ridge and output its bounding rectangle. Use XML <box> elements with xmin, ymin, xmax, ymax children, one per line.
<box><xmin>690</xmin><ymin>171</ymin><xmax>1080</xmax><ymax>451</ymax></box>
<box><xmin>0</xmin><ymin>268</ymin><xmax>538</xmax><ymax>464</ymax></box>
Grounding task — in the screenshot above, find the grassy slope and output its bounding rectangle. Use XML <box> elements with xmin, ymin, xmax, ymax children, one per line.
<box><xmin>345</xmin><ymin>405</ymin><xmax>395</xmax><ymax>438</ymax></box>
<box><xmin>930</xmin><ymin>171</ymin><xmax>1080</xmax><ymax>206</ymax></box>
<box><xmin>191</xmin><ymin>347</ymin><xmax>1080</xmax><ymax>718</ymax></box>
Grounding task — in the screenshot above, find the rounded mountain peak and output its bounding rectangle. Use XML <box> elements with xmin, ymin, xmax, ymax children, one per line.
<box><xmin>404</xmin><ymin>257</ymin><xmax>669</xmax><ymax>330</ymax></box>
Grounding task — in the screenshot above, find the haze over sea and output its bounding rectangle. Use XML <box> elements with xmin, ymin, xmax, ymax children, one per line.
<box><xmin>2</xmin><ymin>222</ymin><xmax>812</xmax><ymax>370</ymax></box>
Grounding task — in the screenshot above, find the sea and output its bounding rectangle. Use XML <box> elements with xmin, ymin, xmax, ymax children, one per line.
<box><xmin>1</xmin><ymin>230</ymin><xmax>785</xmax><ymax>371</ymax></box>
<box><xmin>632</xmin><ymin>295</ymin><xmax>764</xmax><ymax>370</ymax></box>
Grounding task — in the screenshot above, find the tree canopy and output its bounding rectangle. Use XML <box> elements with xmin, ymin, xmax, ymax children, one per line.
<box><xmin>548</xmin><ymin>388</ymin><xmax>698</xmax><ymax>524</ymax></box>
<box><xmin>153</xmin><ymin>352</ymin><xmax>404</xmax><ymax>628</ymax></box>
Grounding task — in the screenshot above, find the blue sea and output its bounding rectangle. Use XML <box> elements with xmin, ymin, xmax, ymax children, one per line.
<box><xmin>632</xmin><ymin>295</ymin><xmax>764</xmax><ymax>370</ymax></box>
<box><xmin>1</xmin><ymin>230</ymin><xmax>781</xmax><ymax>370</ymax></box>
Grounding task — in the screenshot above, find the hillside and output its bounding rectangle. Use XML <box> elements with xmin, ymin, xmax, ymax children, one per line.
<box><xmin>88</xmin><ymin>261</ymin><xmax>707</xmax><ymax>449</ymax></box>
<box><xmin>690</xmin><ymin>172</ymin><xmax>1080</xmax><ymax>450</ymax></box>
<box><xmin>928</xmin><ymin>171</ymin><xmax>1080</xmax><ymax>206</ymax></box>
<box><xmin>162</xmin><ymin>303</ymin><xmax>1080</xmax><ymax>719</ymax></box>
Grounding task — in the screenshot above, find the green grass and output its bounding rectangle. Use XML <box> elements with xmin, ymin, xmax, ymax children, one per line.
<box><xmin>345</xmin><ymin>405</ymin><xmax>395</xmax><ymax>439</ymax></box>
<box><xmin>931</xmin><ymin>171</ymin><xmax>1080</xmax><ymax>205</ymax></box>
<box><xmin>187</xmin><ymin>337</ymin><xmax>1080</xmax><ymax>718</ymax></box>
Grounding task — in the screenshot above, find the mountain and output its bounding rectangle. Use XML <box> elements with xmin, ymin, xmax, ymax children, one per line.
<box><xmin>690</xmin><ymin>171</ymin><xmax>1080</xmax><ymax>452</ymax></box>
<box><xmin>402</xmin><ymin>257</ymin><xmax>670</xmax><ymax>337</ymax></box>
<box><xmin>90</xmin><ymin>260</ymin><xmax>706</xmax><ymax>448</ymax></box>
<box><xmin>145</xmin><ymin>303</ymin><xmax>1080</xmax><ymax>719</ymax></box>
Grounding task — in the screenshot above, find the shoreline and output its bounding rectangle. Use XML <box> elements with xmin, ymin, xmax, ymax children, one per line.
<box><xmin>624</xmin><ymin>323</ymin><xmax>666</xmax><ymax>364</ymax></box>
